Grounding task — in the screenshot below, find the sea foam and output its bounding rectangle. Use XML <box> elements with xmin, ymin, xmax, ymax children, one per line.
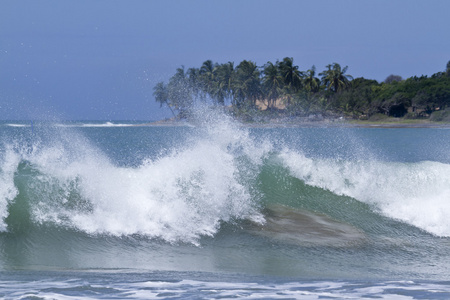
<box><xmin>0</xmin><ymin>109</ymin><xmax>266</xmax><ymax>244</ymax></box>
<box><xmin>280</xmin><ymin>150</ymin><xmax>450</xmax><ymax>236</ymax></box>
<box><xmin>0</xmin><ymin>146</ymin><xmax>20</xmax><ymax>231</ymax></box>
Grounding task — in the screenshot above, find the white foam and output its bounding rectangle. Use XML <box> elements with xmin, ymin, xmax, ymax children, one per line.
<box><xmin>80</xmin><ymin>122</ymin><xmax>135</xmax><ymax>127</ymax></box>
<box><xmin>65</xmin><ymin>142</ymin><xmax>258</xmax><ymax>243</ymax></box>
<box><xmin>5</xmin><ymin>123</ymin><xmax>30</xmax><ymax>127</ymax></box>
<box><xmin>0</xmin><ymin>146</ymin><xmax>20</xmax><ymax>231</ymax></box>
<box><xmin>280</xmin><ymin>150</ymin><xmax>450</xmax><ymax>236</ymax></box>
<box><xmin>3</xmin><ymin>278</ymin><xmax>449</xmax><ymax>299</ymax></box>
<box><xmin>7</xmin><ymin>109</ymin><xmax>264</xmax><ymax>243</ymax></box>
<box><xmin>53</xmin><ymin>122</ymin><xmax>135</xmax><ymax>128</ymax></box>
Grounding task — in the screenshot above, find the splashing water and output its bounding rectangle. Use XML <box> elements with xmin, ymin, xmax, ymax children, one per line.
<box><xmin>0</xmin><ymin>110</ymin><xmax>271</xmax><ymax>244</ymax></box>
<box><xmin>0</xmin><ymin>111</ymin><xmax>449</xmax><ymax>244</ymax></box>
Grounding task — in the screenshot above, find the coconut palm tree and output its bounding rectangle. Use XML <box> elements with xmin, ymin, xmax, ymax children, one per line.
<box><xmin>153</xmin><ymin>82</ymin><xmax>176</xmax><ymax>117</ymax></box>
<box><xmin>262</xmin><ymin>61</ymin><xmax>283</xmax><ymax>108</ymax></box>
<box><xmin>187</xmin><ymin>67</ymin><xmax>202</xmax><ymax>99</ymax></box>
<box><xmin>304</xmin><ymin>65</ymin><xmax>321</xmax><ymax>93</ymax></box>
<box><xmin>277</xmin><ymin>57</ymin><xmax>303</xmax><ymax>93</ymax></box>
<box><xmin>233</xmin><ymin>60</ymin><xmax>261</xmax><ymax>107</ymax></box>
<box><xmin>199</xmin><ymin>60</ymin><xmax>217</xmax><ymax>99</ymax></box>
<box><xmin>214</xmin><ymin>62</ymin><xmax>234</xmax><ymax>105</ymax></box>
<box><xmin>167</xmin><ymin>66</ymin><xmax>193</xmax><ymax>114</ymax></box>
<box><xmin>319</xmin><ymin>63</ymin><xmax>353</xmax><ymax>93</ymax></box>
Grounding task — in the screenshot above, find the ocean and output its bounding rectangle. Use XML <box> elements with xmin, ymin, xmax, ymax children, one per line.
<box><xmin>1</xmin><ymin>110</ymin><xmax>450</xmax><ymax>299</ymax></box>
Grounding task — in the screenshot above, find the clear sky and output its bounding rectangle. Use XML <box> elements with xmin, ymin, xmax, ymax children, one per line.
<box><xmin>1</xmin><ymin>0</ymin><xmax>449</xmax><ymax>120</ymax></box>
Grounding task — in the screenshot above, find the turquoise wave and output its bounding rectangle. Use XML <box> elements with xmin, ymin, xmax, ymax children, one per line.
<box><xmin>0</xmin><ymin>112</ymin><xmax>449</xmax><ymax>279</ymax></box>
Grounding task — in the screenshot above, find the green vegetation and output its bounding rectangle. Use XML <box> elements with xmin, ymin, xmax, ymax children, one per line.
<box><xmin>154</xmin><ymin>58</ymin><xmax>450</xmax><ymax>123</ymax></box>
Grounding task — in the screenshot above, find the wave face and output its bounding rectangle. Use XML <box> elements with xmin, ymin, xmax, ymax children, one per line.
<box><xmin>279</xmin><ymin>151</ymin><xmax>450</xmax><ymax>236</ymax></box>
<box><xmin>0</xmin><ymin>115</ymin><xmax>449</xmax><ymax>279</ymax></box>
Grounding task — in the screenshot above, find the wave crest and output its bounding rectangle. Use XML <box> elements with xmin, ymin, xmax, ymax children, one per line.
<box><xmin>280</xmin><ymin>150</ymin><xmax>450</xmax><ymax>236</ymax></box>
<box><xmin>0</xmin><ymin>111</ymin><xmax>265</xmax><ymax>244</ymax></box>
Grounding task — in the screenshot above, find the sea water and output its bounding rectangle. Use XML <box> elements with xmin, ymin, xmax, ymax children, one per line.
<box><xmin>1</xmin><ymin>111</ymin><xmax>450</xmax><ymax>299</ymax></box>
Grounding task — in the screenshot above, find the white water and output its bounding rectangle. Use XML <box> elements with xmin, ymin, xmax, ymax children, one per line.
<box><xmin>3</xmin><ymin>276</ymin><xmax>450</xmax><ymax>299</ymax></box>
<box><xmin>1</xmin><ymin>112</ymin><xmax>449</xmax><ymax>242</ymax></box>
<box><xmin>280</xmin><ymin>150</ymin><xmax>450</xmax><ymax>236</ymax></box>
<box><xmin>0</xmin><ymin>112</ymin><xmax>267</xmax><ymax>244</ymax></box>
<box><xmin>0</xmin><ymin>145</ymin><xmax>20</xmax><ymax>231</ymax></box>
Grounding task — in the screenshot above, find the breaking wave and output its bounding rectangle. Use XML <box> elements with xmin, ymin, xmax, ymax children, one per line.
<box><xmin>0</xmin><ymin>110</ymin><xmax>449</xmax><ymax>246</ymax></box>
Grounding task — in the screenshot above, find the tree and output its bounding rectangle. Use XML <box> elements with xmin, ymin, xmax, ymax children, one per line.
<box><xmin>319</xmin><ymin>63</ymin><xmax>353</xmax><ymax>93</ymax></box>
<box><xmin>304</xmin><ymin>65</ymin><xmax>320</xmax><ymax>93</ymax></box>
<box><xmin>262</xmin><ymin>61</ymin><xmax>283</xmax><ymax>108</ymax></box>
<box><xmin>214</xmin><ymin>62</ymin><xmax>234</xmax><ymax>105</ymax></box>
<box><xmin>153</xmin><ymin>82</ymin><xmax>176</xmax><ymax>117</ymax></box>
<box><xmin>199</xmin><ymin>60</ymin><xmax>217</xmax><ymax>100</ymax></box>
<box><xmin>233</xmin><ymin>60</ymin><xmax>261</xmax><ymax>108</ymax></box>
<box><xmin>187</xmin><ymin>67</ymin><xmax>202</xmax><ymax>99</ymax></box>
<box><xmin>167</xmin><ymin>66</ymin><xmax>193</xmax><ymax>116</ymax></box>
<box><xmin>384</xmin><ymin>74</ymin><xmax>403</xmax><ymax>84</ymax></box>
<box><xmin>277</xmin><ymin>57</ymin><xmax>303</xmax><ymax>93</ymax></box>
<box><xmin>332</xmin><ymin>77</ymin><xmax>379</xmax><ymax>116</ymax></box>
<box><xmin>155</xmin><ymin>57</ymin><xmax>448</xmax><ymax>121</ymax></box>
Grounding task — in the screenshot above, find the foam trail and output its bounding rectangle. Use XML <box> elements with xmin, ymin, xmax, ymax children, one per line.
<box><xmin>280</xmin><ymin>150</ymin><xmax>450</xmax><ymax>236</ymax></box>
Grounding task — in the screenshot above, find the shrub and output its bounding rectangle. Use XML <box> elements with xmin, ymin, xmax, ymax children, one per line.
<box><xmin>430</xmin><ymin>110</ymin><xmax>450</xmax><ymax>122</ymax></box>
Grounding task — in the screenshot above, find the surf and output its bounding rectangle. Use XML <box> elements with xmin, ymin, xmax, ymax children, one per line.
<box><xmin>0</xmin><ymin>112</ymin><xmax>267</xmax><ymax>245</ymax></box>
<box><xmin>0</xmin><ymin>111</ymin><xmax>449</xmax><ymax>250</ymax></box>
<box><xmin>279</xmin><ymin>150</ymin><xmax>450</xmax><ymax>237</ymax></box>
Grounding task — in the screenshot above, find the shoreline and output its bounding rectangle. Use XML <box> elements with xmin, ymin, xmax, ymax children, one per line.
<box><xmin>144</xmin><ymin>118</ymin><xmax>450</xmax><ymax>129</ymax></box>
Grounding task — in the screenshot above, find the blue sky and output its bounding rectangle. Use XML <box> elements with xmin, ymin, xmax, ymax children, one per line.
<box><xmin>1</xmin><ymin>0</ymin><xmax>449</xmax><ymax>120</ymax></box>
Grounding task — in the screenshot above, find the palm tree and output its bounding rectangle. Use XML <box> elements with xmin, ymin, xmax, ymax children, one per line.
<box><xmin>319</xmin><ymin>63</ymin><xmax>353</xmax><ymax>93</ymax></box>
<box><xmin>233</xmin><ymin>60</ymin><xmax>261</xmax><ymax>108</ymax></box>
<box><xmin>304</xmin><ymin>65</ymin><xmax>320</xmax><ymax>93</ymax></box>
<box><xmin>200</xmin><ymin>60</ymin><xmax>215</xmax><ymax>78</ymax></box>
<box><xmin>262</xmin><ymin>61</ymin><xmax>283</xmax><ymax>108</ymax></box>
<box><xmin>214</xmin><ymin>62</ymin><xmax>234</xmax><ymax>105</ymax></box>
<box><xmin>153</xmin><ymin>82</ymin><xmax>176</xmax><ymax>117</ymax></box>
<box><xmin>187</xmin><ymin>67</ymin><xmax>201</xmax><ymax>99</ymax></box>
<box><xmin>167</xmin><ymin>66</ymin><xmax>193</xmax><ymax>114</ymax></box>
<box><xmin>277</xmin><ymin>57</ymin><xmax>303</xmax><ymax>93</ymax></box>
<box><xmin>199</xmin><ymin>60</ymin><xmax>217</xmax><ymax>99</ymax></box>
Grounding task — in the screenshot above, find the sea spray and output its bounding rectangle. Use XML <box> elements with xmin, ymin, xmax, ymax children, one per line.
<box><xmin>0</xmin><ymin>145</ymin><xmax>20</xmax><ymax>231</ymax></box>
<box><xmin>0</xmin><ymin>110</ymin><xmax>268</xmax><ymax>244</ymax></box>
